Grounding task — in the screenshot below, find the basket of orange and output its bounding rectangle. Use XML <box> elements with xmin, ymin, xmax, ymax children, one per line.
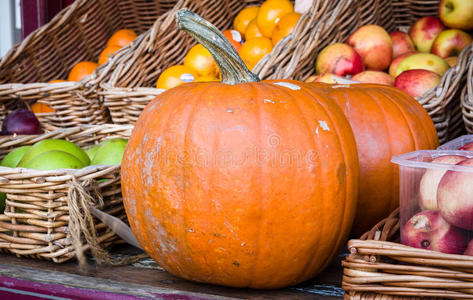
<box><xmin>0</xmin><ymin>0</ymin><xmax>180</xmax><ymax>130</ymax></box>
<box><xmin>99</xmin><ymin>0</ymin><xmax>357</xmax><ymax>125</ymax></box>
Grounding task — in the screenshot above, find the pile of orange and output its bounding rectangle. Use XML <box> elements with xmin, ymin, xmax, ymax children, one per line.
<box><xmin>156</xmin><ymin>0</ymin><xmax>300</xmax><ymax>90</ymax></box>
<box><xmin>32</xmin><ymin>29</ymin><xmax>137</xmax><ymax>114</ymax></box>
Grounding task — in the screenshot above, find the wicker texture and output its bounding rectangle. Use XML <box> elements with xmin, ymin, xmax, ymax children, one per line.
<box><xmin>0</xmin><ymin>0</ymin><xmax>180</xmax><ymax>129</ymax></box>
<box><xmin>462</xmin><ymin>47</ymin><xmax>473</xmax><ymax>133</ymax></box>
<box><xmin>103</xmin><ymin>0</ymin><xmax>471</xmax><ymax>144</ymax></box>
<box><xmin>0</xmin><ymin>124</ymin><xmax>133</xmax><ymax>263</ymax></box>
<box><xmin>343</xmin><ymin>209</ymin><xmax>473</xmax><ymax>299</ymax></box>
<box><xmin>101</xmin><ymin>0</ymin><xmax>356</xmax><ymax>125</ymax></box>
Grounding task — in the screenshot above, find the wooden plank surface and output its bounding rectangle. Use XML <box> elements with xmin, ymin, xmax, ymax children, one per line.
<box><xmin>0</xmin><ymin>245</ymin><xmax>346</xmax><ymax>299</ymax></box>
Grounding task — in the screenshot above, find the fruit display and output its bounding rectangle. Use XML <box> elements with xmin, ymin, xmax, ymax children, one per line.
<box><xmin>122</xmin><ymin>9</ymin><xmax>359</xmax><ymax>289</ymax></box>
<box><xmin>392</xmin><ymin>148</ymin><xmax>473</xmax><ymax>256</ymax></box>
<box><xmin>309</xmin><ymin>83</ymin><xmax>439</xmax><ymax>236</ymax></box>
<box><xmin>306</xmin><ymin>7</ymin><xmax>472</xmax><ymax>98</ymax></box>
<box><xmin>156</xmin><ymin>0</ymin><xmax>301</xmax><ymax>89</ymax></box>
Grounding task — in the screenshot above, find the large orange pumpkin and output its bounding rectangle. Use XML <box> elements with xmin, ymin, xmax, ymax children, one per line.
<box><xmin>309</xmin><ymin>83</ymin><xmax>439</xmax><ymax>236</ymax></box>
<box><xmin>122</xmin><ymin>10</ymin><xmax>359</xmax><ymax>289</ymax></box>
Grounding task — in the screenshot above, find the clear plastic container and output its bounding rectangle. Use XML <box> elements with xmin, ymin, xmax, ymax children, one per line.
<box><xmin>392</xmin><ymin>150</ymin><xmax>473</xmax><ymax>255</ymax></box>
<box><xmin>438</xmin><ymin>135</ymin><xmax>473</xmax><ymax>150</ymax></box>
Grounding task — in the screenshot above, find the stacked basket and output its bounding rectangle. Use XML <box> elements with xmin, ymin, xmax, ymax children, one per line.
<box><xmin>99</xmin><ymin>0</ymin><xmax>358</xmax><ymax>125</ymax></box>
<box><xmin>0</xmin><ymin>0</ymin><xmax>181</xmax><ymax>129</ymax></box>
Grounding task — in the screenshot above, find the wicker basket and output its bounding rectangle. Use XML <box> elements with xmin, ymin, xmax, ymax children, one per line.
<box><xmin>100</xmin><ymin>0</ymin><xmax>358</xmax><ymax>125</ymax></box>
<box><xmin>343</xmin><ymin>208</ymin><xmax>473</xmax><ymax>299</ymax></box>
<box><xmin>0</xmin><ymin>124</ymin><xmax>133</xmax><ymax>264</ymax></box>
<box><xmin>461</xmin><ymin>49</ymin><xmax>473</xmax><ymax>134</ymax></box>
<box><xmin>290</xmin><ymin>0</ymin><xmax>471</xmax><ymax>144</ymax></box>
<box><xmin>0</xmin><ymin>0</ymin><xmax>180</xmax><ymax>129</ymax></box>
<box><xmin>101</xmin><ymin>0</ymin><xmax>470</xmax><ymax>143</ymax></box>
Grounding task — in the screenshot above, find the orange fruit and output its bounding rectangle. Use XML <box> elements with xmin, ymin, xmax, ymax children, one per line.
<box><xmin>31</xmin><ymin>102</ymin><xmax>54</xmax><ymax>113</ymax></box>
<box><xmin>106</xmin><ymin>29</ymin><xmax>137</xmax><ymax>48</ymax></box>
<box><xmin>156</xmin><ymin>65</ymin><xmax>198</xmax><ymax>89</ymax></box>
<box><xmin>245</xmin><ymin>19</ymin><xmax>264</xmax><ymax>40</ymax></box>
<box><xmin>271</xmin><ymin>12</ymin><xmax>301</xmax><ymax>45</ymax></box>
<box><xmin>256</xmin><ymin>0</ymin><xmax>294</xmax><ymax>38</ymax></box>
<box><xmin>196</xmin><ymin>75</ymin><xmax>219</xmax><ymax>82</ymax></box>
<box><xmin>49</xmin><ymin>79</ymin><xmax>67</xmax><ymax>83</ymax></box>
<box><xmin>67</xmin><ymin>61</ymin><xmax>98</xmax><ymax>81</ymax></box>
<box><xmin>233</xmin><ymin>6</ymin><xmax>260</xmax><ymax>38</ymax></box>
<box><xmin>222</xmin><ymin>30</ymin><xmax>243</xmax><ymax>52</ymax></box>
<box><xmin>98</xmin><ymin>46</ymin><xmax>121</xmax><ymax>65</ymax></box>
<box><xmin>184</xmin><ymin>44</ymin><xmax>218</xmax><ymax>77</ymax></box>
<box><xmin>239</xmin><ymin>37</ymin><xmax>273</xmax><ymax>68</ymax></box>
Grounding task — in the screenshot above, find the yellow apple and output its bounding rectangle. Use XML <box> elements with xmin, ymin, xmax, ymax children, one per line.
<box><xmin>395</xmin><ymin>53</ymin><xmax>450</xmax><ymax>77</ymax></box>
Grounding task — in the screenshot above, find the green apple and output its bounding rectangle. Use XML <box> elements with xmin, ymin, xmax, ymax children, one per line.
<box><xmin>84</xmin><ymin>144</ymin><xmax>101</xmax><ymax>161</ymax></box>
<box><xmin>18</xmin><ymin>139</ymin><xmax>90</xmax><ymax>168</ymax></box>
<box><xmin>91</xmin><ymin>138</ymin><xmax>128</xmax><ymax>165</ymax></box>
<box><xmin>0</xmin><ymin>146</ymin><xmax>31</xmax><ymax>168</ymax></box>
<box><xmin>23</xmin><ymin>150</ymin><xmax>84</xmax><ymax>170</ymax></box>
<box><xmin>395</xmin><ymin>53</ymin><xmax>450</xmax><ymax>77</ymax></box>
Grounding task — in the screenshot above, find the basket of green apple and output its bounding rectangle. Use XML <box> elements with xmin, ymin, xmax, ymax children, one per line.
<box><xmin>304</xmin><ymin>0</ymin><xmax>472</xmax><ymax>144</ymax></box>
<box><xmin>0</xmin><ymin>123</ymin><xmax>132</xmax><ymax>264</ymax></box>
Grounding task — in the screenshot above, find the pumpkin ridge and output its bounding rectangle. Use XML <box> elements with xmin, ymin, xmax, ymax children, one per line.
<box><xmin>386</xmin><ymin>87</ymin><xmax>438</xmax><ymax>149</ymax></box>
<box><xmin>181</xmin><ymin>86</ymin><xmax>208</xmax><ymax>280</ymax></box>
<box><xmin>274</xmin><ymin>83</ymin><xmax>327</xmax><ymax>283</ymax></box>
<box><xmin>301</xmin><ymin>85</ymin><xmax>358</xmax><ymax>279</ymax></box>
<box><xmin>247</xmin><ymin>83</ymin><xmax>263</xmax><ymax>288</ymax></box>
<box><xmin>366</xmin><ymin>88</ymin><xmax>399</xmax><ymax>220</ymax></box>
<box><xmin>293</xmin><ymin>86</ymin><xmax>327</xmax><ymax>283</ymax></box>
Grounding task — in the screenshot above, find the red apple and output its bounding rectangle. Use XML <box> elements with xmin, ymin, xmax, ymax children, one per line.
<box><xmin>394</xmin><ymin>69</ymin><xmax>441</xmax><ymax>98</ymax></box>
<box><xmin>305</xmin><ymin>73</ymin><xmax>336</xmax><ymax>83</ymax></box>
<box><xmin>419</xmin><ymin>155</ymin><xmax>468</xmax><ymax>210</ymax></box>
<box><xmin>439</xmin><ymin>0</ymin><xmax>473</xmax><ymax>31</ymax></box>
<box><xmin>315</xmin><ymin>43</ymin><xmax>364</xmax><ymax>76</ymax></box>
<box><xmin>438</xmin><ymin>158</ymin><xmax>473</xmax><ymax>230</ymax></box>
<box><xmin>388</xmin><ymin>51</ymin><xmax>417</xmax><ymax>77</ymax></box>
<box><xmin>390</xmin><ymin>31</ymin><xmax>416</xmax><ymax>58</ymax></box>
<box><xmin>351</xmin><ymin>71</ymin><xmax>394</xmax><ymax>85</ymax></box>
<box><xmin>408</xmin><ymin>17</ymin><xmax>444</xmax><ymax>53</ymax></box>
<box><xmin>431</xmin><ymin>29</ymin><xmax>473</xmax><ymax>58</ymax></box>
<box><xmin>402</xmin><ymin>210</ymin><xmax>469</xmax><ymax>254</ymax></box>
<box><xmin>460</xmin><ymin>142</ymin><xmax>473</xmax><ymax>151</ymax></box>
<box><xmin>346</xmin><ymin>25</ymin><xmax>393</xmax><ymax>71</ymax></box>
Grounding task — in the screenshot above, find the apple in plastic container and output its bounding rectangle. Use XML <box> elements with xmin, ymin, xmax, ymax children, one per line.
<box><xmin>418</xmin><ymin>155</ymin><xmax>468</xmax><ymax>210</ymax></box>
<box><xmin>402</xmin><ymin>210</ymin><xmax>469</xmax><ymax>254</ymax></box>
<box><xmin>438</xmin><ymin>158</ymin><xmax>473</xmax><ymax>230</ymax></box>
<box><xmin>459</xmin><ymin>142</ymin><xmax>473</xmax><ymax>151</ymax></box>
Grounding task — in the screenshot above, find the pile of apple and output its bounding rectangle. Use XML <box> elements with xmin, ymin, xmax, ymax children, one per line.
<box><xmin>403</xmin><ymin>144</ymin><xmax>473</xmax><ymax>255</ymax></box>
<box><xmin>0</xmin><ymin>138</ymin><xmax>128</xmax><ymax>213</ymax></box>
<box><xmin>307</xmin><ymin>0</ymin><xmax>473</xmax><ymax>99</ymax></box>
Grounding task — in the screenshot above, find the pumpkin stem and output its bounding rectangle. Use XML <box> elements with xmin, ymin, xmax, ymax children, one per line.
<box><xmin>176</xmin><ymin>9</ymin><xmax>260</xmax><ymax>85</ymax></box>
